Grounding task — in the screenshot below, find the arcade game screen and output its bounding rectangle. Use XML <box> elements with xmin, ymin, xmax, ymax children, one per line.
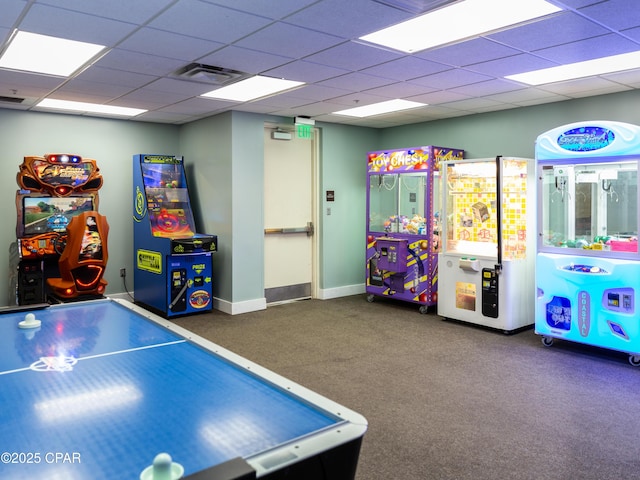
<box><xmin>141</xmin><ymin>162</ymin><xmax>197</xmax><ymax>238</ymax></box>
<box><xmin>20</xmin><ymin>196</ymin><xmax>95</xmax><ymax>236</ymax></box>
<box><xmin>540</xmin><ymin>160</ymin><xmax>638</xmax><ymax>253</ymax></box>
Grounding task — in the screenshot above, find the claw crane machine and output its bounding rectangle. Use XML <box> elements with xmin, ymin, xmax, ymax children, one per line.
<box><xmin>438</xmin><ymin>156</ymin><xmax>535</xmax><ymax>332</ymax></box>
<box><xmin>366</xmin><ymin>146</ymin><xmax>463</xmax><ymax>313</ymax></box>
<box><xmin>535</xmin><ymin>121</ymin><xmax>640</xmax><ymax>365</ymax></box>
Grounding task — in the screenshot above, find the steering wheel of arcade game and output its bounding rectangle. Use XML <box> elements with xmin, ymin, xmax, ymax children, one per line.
<box><xmin>53</xmin><ymin>233</ymin><xmax>68</xmax><ymax>256</ymax></box>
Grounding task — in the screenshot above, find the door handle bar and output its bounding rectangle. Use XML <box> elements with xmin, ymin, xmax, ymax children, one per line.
<box><xmin>265</xmin><ymin>221</ymin><xmax>314</xmax><ymax>236</ymax></box>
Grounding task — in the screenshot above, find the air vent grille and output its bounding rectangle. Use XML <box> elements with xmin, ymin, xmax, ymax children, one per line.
<box><xmin>174</xmin><ymin>63</ymin><xmax>249</xmax><ymax>85</ymax></box>
<box><xmin>0</xmin><ymin>96</ymin><xmax>24</xmax><ymax>103</ymax></box>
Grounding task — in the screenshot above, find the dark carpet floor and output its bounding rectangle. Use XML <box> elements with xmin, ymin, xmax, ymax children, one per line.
<box><xmin>174</xmin><ymin>294</ymin><xmax>640</xmax><ymax>480</ymax></box>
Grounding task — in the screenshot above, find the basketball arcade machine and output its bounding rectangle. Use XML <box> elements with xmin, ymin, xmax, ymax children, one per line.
<box><xmin>133</xmin><ymin>154</ymin><xmax>217</xmax><ymax>318</ymax></box>
<box><xmin>12</xmin><ymin>154</ymin><xmax>107</xmax><ymax>304</ymax></box>
<box><xmin>437</xmin><ymin>156</ymin><xmax>535</xmax><ymax>333</ymax></box>
<box><xmin>365</xmin><ymin>146</ymin><xmax>464</xmax><ymax>313</ymax></box>
<box><xmin>535</xmin><ymin>121</ymin><xmax>640</xmax><ymax>365</ymax></box>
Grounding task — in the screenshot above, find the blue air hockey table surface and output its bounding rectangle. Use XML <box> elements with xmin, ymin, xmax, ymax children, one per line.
<box><xmin>0</xmin><ymin>298</ymin><xmax>367</xmax><ymax>480</ymax></box>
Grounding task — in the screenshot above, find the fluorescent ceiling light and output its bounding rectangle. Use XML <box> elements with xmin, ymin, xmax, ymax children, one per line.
<box><xmin>505</xmin><ymin>51</ymin><xmax>640</xmax><ymax>85</ymax></box>
<box><xmin>333</xmin><ymin>99</ymin><xmax>427</xmax><ymax>118</ymax></box>
<box><xmin>0</xmin><ymin>31</ymin><xmax>105</xmax><ymax>76</ymax></box>
<box><xmin>36</xmin><ymin>99</ymin><xmax>147</xmax><ymax>117</ymax></box>
<box><xmin>201</xmin><ymin>75</ymin><xmax>304</xmax><ymax>102</ymax></box>
<box><xmin>359</xmin><ymin>0</ymin><xmax>562</xmax><ymax>53</ymax></box>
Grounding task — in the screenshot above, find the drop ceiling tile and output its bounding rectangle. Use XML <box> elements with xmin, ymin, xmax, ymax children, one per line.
<box><xmin>284</xmin><ymin>0</ymin><xmax>411</xmax><ymax>38</ymax></box>
<box><xmin>407</xmin><ymin>90</ymin><xmax>472</xmax><ymax>105</ymax></box>
<box><xmin>118</xmin><ymin>28</ymin><xmax>224</xmax><ymax>61</ymax></box>
<box><xmin>274</xmin><ymin>84</ymin><xmax>351</xmax><ymax>102</ymax></box>
<box><xmin>20</xmin><ymin>3</ymin><xmax>137</xmax><ymax>45</ymax></box>
<box><xmin>148</xmin><ymin>0</ymin><xmax>272</xmax><ymax>44</ymax></box>
<box><xmin>361</xmin><ymin>56</ymin><xmax>450</xmax><ymax>81</ymax></box>
<box><xmin>536</xmin><ymin>76</ymin><xmax>629</xmax><ymax>95</ymax></box>
<box><xmin>602</xmin><ymin>68</ymin><xmax>640</xmax><ymax>87</ymax></box>
<box><xmin>534</xmin><ymin>33</ymin><xmax>640</xmax><ymax>64</ymax></box>
<box><xmin>319</xmin><ymin>72</ymin><xmax>395</xmax><ymax>90</ymax></box>
<box><xmin>304</xmin><ymin>41</ymin><xmax>402</xmax><ymax>71</ymax></box>
<box><xmin>74</xmin><ymin>66</ymin><xmax>156</xmax><ymax>89</ymax></box>
<box><xmin>200</xmin><ymin>0</ymin><xmax>318</xmax><ymax>19</ymax></box>
<box><xmin>364</xmin><ymin>82</ymin><xmax>437</xmax><ymax>98</ymax></box>
<box><xmin>449</xmin><ymin>79</ymin><xmax>526</xmax><ymax>97</ymax></box>
<box><xmin>1</xmin><ymin>1</ymin><xmax>26</xmax><ymax>28</ymax></box>
<box><xmin>409</xmin><ymin>69</ymin><xmax>492</xmax><ymax>90</ymax></box>
<box><xmin>416</xmin><ymin>38</ymin><xmax>521</xmax><ymax>67</ymax></box>
<box><xmin>265</xmin><ymin>60</ymin><xmax>349</xmax><ymax>83</ymax></box>
<box><xmin>486</xmin><ymin>12</ymin><xmax>609</xmax><ymax>52</ymax></box>
<box><xmin>94</xmin><ymin>49</ymin><xmax>185</xmax><ymax>76</ymax></box>
<box><xmin>579</xmin><ymin>0</ymin><xmax>640</xmax><ymax>31</ymax></box>
<box><xmin>465</xmin><ymin>53</ymin><xmax>557</xmax><ymax>77</ymax></box>
<box><xmin>235</xmin><ymin>22</ymin><xmax>344</xmax><ymax>58</ymax></box>
<box><xmin>35</xmin><ymin>0</ymin><xmax>176</xmax><ymax>23</ymax></box>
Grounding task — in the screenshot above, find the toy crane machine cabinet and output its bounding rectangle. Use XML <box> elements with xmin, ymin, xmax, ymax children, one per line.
<box><xmin>535</xmin><ymin>121</ymin><xmax>640</xmax><ymax>365</ymax></box>
<box><xmin>437</xmin><ymin>156</ymin><xmax>535</xmax><ymax>333</ymax></box>
<box><xmin>11</xmin><ymin>154</ymin><xmax>107</xmax><ymax>304</ymax></box>
<box><xmin>133</xmin><ymin>154</ymin><xmax>217</xmax><ymax>318</ymax></box>
<box><xmin>365</xmin><ymin>146</ymin><xmax>464</xmax><ymax>313</ymax></box>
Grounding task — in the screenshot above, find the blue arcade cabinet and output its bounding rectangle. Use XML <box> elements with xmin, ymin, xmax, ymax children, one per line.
<box><xmin>535</xmin><ymin>121</ymin><xmax>640</xmax><ymax>365</ymax></box>
<box><xmin>133</xmin><ymin>154</ymin><xmax>217</xmax><ymax>317</ymax></box>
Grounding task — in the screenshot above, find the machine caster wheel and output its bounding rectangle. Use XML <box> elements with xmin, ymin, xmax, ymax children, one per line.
<box><xmin>541</xmin><ymin>336</ymin><xmax>554</xmax><ymax>347</ymax></box>
<box><xmin>419</xmin><ymin>305</ymin><xmax>429</xmax><ymax>314</ymax></box>
<box><xmin>628</xmin><ymin>355</ymin><xmax>640</xmax><ymax>367</ymax></box>
<box><xmin>366</xmin><ymin>294</ymin><xmax>375</xmax><ymax>303</ymax></box>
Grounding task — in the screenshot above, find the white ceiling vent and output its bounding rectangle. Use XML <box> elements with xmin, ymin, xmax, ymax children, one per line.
<box><xmin>174</xmin><ymin>63</ymin><xmax>249</xmax><ymax>85</ymax></box>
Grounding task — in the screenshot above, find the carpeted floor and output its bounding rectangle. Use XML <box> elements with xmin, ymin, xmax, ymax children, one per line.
<box><xmin>174</xmin><ymin>294</ymin><xmax>640</xmax><ymax>480</ymax></box>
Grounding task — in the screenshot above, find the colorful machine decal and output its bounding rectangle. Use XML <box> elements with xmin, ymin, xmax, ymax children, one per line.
<box><xmin>535</xmin><ymin>121</ymin><xmax>640</xmax><ymax>365</ymax></box>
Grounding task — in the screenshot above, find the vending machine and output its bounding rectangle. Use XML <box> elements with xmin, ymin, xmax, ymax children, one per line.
<box><xmin>365</xmin><ymin>146</ymin><xmax>464</xmax><ymax>313</ymax></box>
<box><xmin>438</xmin><ymin>156</ymin><xmax>535</xmax><ymax>332</ymax></box>
<box><xmin>133</xmin><ymin>154</ymin><xmax>217</xmax><ymax>318</ymax></box>
<box><xmin>534</xmin><ymin>121</ymin><xmax>640</xmax><ymax>365</ymax></box>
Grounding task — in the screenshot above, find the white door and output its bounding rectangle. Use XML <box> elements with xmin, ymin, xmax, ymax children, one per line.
<box><xmin>263</xmin><ymin>126</ymin><xmax>316</xmax><ymax>304</ymax></box>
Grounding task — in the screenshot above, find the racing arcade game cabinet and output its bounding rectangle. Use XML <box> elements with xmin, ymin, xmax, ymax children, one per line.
<box><xmin>133</xmin><ymin>154</ymin><xmax>217</xmax><ymax>318</ymax></box>
<box><xmin>12</xmin><ymin>154</ymin><xmax>104</xmax><ymax>305</ymax></box>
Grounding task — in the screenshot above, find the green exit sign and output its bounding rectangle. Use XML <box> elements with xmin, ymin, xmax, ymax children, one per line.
<box><xmin>296</xmin><ymin>123</ymin><xmax>312</xmax><ymax>139</ymax></box>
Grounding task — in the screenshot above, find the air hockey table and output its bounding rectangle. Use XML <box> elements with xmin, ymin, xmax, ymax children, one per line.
<box><xmin>0</xmin><ymin>298</ymin><xmax>367</xmax><ymax>480</ymax></box>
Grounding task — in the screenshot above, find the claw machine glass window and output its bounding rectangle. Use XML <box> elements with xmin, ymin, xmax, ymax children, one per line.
<box><xmin>540</xmin><ymin>162</ymin><xmax>638</xmax><ymax>254</ymax></box>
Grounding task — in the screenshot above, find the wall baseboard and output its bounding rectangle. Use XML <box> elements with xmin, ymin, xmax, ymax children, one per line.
<box><xmin>112</xmin><ymin>285</ymin><xmax>364</xmax><ymax>315</ymax></box>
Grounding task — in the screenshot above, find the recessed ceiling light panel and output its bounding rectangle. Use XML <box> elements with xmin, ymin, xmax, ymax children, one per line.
<box><xmin>359</xmin><ymin>0</ymin><xmax>562</xmax><ymax>53</ymax></box>
<box><xmin>36</xmin><ymin>99</ymin><xmax>146</xmax><ymax>117</ymax></box>
<box><xmin>0</xmin><ymin>31</ymin><xmax>105</xmax><ymax>76</ymax></box>
<box><xmin>201</xmin><ymin>75</ymin><xmax>304</xmax><ymax>102</ymax></box>
<box><xmin>333</xmin><ymin>99</ymin><xmax>427</xmax><ymax>118</ymax></box>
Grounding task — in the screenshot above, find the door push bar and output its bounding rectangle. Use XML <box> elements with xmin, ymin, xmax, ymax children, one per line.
<box><xmin>265</xmin><ymin>221</ymin><xmax>314</xmax><ymax>236</ymax></box>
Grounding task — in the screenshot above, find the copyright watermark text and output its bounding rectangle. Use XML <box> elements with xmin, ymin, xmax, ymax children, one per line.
<box><xmin>1</xmin><ymin>452</ymin><xmax>81</xmax><ymax>464</ymax></box>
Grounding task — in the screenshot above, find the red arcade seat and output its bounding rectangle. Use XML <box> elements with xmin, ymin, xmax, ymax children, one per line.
<box><xmin>47</xmin><ymin>211</ymin><xmax>109</xmax><ymax>299</ymax></box>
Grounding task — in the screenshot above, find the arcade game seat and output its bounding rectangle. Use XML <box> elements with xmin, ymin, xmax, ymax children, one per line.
<box><xmin>47</xmin><ymin>211</ymin><xmax>109</xmax><ymax>300</ymax></box>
